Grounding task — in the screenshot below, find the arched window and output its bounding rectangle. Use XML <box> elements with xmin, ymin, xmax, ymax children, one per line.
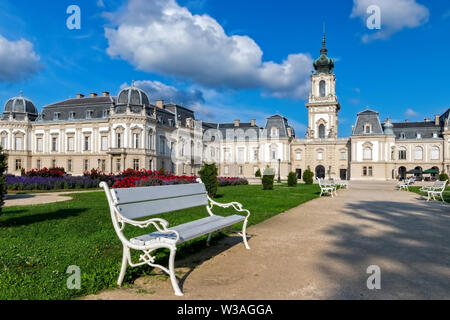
<box><xmin>431</xmin><ymin>146</ymin><xmax>440</xmax><ymax>160</ymax></box>
<box><xmin>319</xmin><ymin>80</ymin><xmax>326</xmax><ymax>97</ymax></box>
<box><xmin>270</xmin><ymin>127</ymin><xmax>278</xmax><ymax>137</ymax></box>
<box><xmin>414</xmin><ymin>146</ymin><xmax>423</xmax><ymax>160</ymax></box>
<box><xmin>365</xmin><ymin>124</ymin><xmax>371</xmax><ymax>134</ymax></box>
<box><xmin>363</xmin><ymin>147</ymin><xmax>372</xmax><ymax>160</ymax></box>
<box><xmin>318</xmin><ymin>124</ymin><xmax>325</xmax><ymax>138</ymax></box>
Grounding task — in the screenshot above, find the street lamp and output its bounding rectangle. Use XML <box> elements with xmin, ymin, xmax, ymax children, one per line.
<box><xmin>278</xmin><ymin>159</ymin><xmax>281</xmax><ymax>183</ymax></box>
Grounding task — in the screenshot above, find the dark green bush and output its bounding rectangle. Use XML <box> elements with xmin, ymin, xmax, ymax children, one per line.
<box><xmin>262</xmin><ymin>167</ymin><xmax>275</xmax><ymax>190</ymax></box>
<box><xmin>303</xmin><ymin>169</ymin><xmax>314</xmax><ymax>185</ymax></box>
<box><xmin>439</xmin><ymin>173</ymin><xmax>449</xmax><ymax>182</ymax></box>
<box><xmin>0</xmin><ymin>146</ymin><xmax>7</xmax><ymax>214</ymax></box>
<box><xmin>288</xmin><ymin>172</ymin><xmax>297</xmax><ymax>187</ymax></box>
<box><xmin>199</xmin><ymin>162</ymin><xmax>219</xmax><ymax>198</ymax></box>
<box><xmin>255</xmin><ymin>169</ymin><xmax>261</xmax><ymax>178</ymax></box>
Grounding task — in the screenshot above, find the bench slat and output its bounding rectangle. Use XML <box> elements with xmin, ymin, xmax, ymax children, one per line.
<box><xmin>112</xmin><ymin>183</ymin><xmax>206</xmax><ymax>204</ymax></box>
<box><xmin>117</xmin><ymin>194</ymin><xmax>208</xmax><ymax>219</ymax></box>
<box><xmin>130</xmin><ymin>215</ymin><xmax>245</xmax><ymax>245</ymax></box>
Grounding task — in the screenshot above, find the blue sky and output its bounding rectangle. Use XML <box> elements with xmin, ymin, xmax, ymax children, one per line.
<box><xmin>0</xmin><ymin>0</ymin><xmax>449</xmax><ymax>137</ymax></box>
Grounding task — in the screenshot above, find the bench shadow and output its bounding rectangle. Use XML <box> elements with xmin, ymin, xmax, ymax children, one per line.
<box><xmin>5</xmin><ymin>194</ymin><xmax>36</xmax><ymax>200</ymax></box>
<box><xmin>175</xmin><ymin>233</ymin><xmax>252</xmax><ymax>292</ymax></box>
<box><xmin>0</xmin><ymin>208</ymin><xmax>87</xmax><ymax>227</ymax></box>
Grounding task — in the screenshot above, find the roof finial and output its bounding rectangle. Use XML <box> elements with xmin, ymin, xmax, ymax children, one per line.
<box><xmin>131</xmin><ymin>80</ymin><xmax>135</xmax><ymax>87</ymax></box>
<box><xmin>322</xmin><ymin>23</ymin><xmax>326</xmax><ymax>48</ymax></box>
<box><xmin>19</xmin><ymin>90</ymin><xmax>23</xmax><ymax>97</ymax></box>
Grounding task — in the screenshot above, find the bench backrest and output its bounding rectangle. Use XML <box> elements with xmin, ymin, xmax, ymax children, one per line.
<box><xmin>435</xmin><ymin>180</ymin><xmax>448</xmax><ymax>191</ymax></box>
<box><xmin>110</xmin><ymin>183</ymin><xmax>208</xmax><ymax>220</ymax></box>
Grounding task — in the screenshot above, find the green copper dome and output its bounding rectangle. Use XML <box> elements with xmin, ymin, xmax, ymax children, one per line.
<box><xmin>313</xmin><ymin>32</ymin><xmax>334</xmax><ymax>74</ymax></box>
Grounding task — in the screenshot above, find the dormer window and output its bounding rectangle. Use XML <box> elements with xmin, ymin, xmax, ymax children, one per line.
<box><xmin>433</xmin><ymin>132</ymin><xmax>438</xmax><ymax>138</ymax></box>
<box><xmin>69</xmin><ymin>112</ymin><xmax>75</xmax><ymax>120</ymax></box>
<box><xmin>270</xmin><ymin>127</ymin><xmax>279</xmax><ymax>137</ymax></box>
<box><xmin>416</xmin><ymin>133</ymin><xmax>421</xmax><ymax>139</ymax></box>
<box><xmin>102</xmin><ymin>110</ymin><xmax>109</xmax><ymax>118</ymax></box>
<box><xmin>400</xmin><ymin>132</ymin><xmax>406</xmax><ymax>139</ymax></box>
<box><xmin>86</xmin><ymin>110</ymin><xmax>93</xmax><ymax>119</ymax></box>
<box><xmin>54</xmin><ymin>112</ymin><xmax>61</xmax><ymax>120</ymax></box>
<box><xmin>364</xmin><ymin>124</ymin><xmax>371</xmax><ymax>134</ymax></box>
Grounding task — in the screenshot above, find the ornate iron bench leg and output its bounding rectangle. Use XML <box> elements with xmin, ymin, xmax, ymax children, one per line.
<box><xmin>206</xmin><ymin>233</ymin><xmax>212</xmax><ymax>246</ymax></box>
<box><xmin>241</xmin><ymin>219</ymin><xmax>250</xmax><ymax>250</ymax></box>
<box><xmin>168</xmin><ymin>247</ymin><xmax>183</xmax><ymax>296</ymax></box>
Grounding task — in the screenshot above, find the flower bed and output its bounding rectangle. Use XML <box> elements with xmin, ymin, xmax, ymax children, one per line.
<box><xmin>218</xmin><ymin>177</ymin><xmax>249</xmax><ymax>186</ymax></box>
<box><xmin>6</xmin><ymin>176</ymin><xmax>100</xmax><ymax>191</ymax></box>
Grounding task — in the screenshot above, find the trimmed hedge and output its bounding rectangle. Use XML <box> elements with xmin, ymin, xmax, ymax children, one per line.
<box><xmin>303</xmin><ymin>169</ymin><xmax>314</xmax><ymax>185</ymax></box>
<box><xmin>439</xmin><ymin>173</ymin><xmax>449</xmax><ymax>182</ymax></box>
<box><xmin>288</xmin><ymin>172</ymin><xmax>298</xmax><ymax>187</ymax></box>
<box><xmin>199</xmin><ymin>163</ymin><xmax>219</xmax><ymax>198</ymax></box>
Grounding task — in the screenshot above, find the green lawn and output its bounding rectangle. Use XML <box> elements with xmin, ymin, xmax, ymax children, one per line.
<box><xmin>409</xmin><ymin>186</ymin><xmax>450</xmax><ymax>202</ymax></box>
<box><xmin>0</xmin><ymin>183</ymin><xmax>320</xmax><ymax>300</ymax></box>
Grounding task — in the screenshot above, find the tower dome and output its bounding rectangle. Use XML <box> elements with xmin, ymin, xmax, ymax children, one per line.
<box><xmin>313</xmin><ymin>30</ymin><xmax>334</xmax><ymax>74</ymax></box>
<box><xmin>117</xmin><ymin>83</ymin><xmax>150</xmax><ymax>106</ymax></box>
<box><xmin>3</xmin><ymin>92</ymin><xmax>38</xmax><ymax>119</ymax></box>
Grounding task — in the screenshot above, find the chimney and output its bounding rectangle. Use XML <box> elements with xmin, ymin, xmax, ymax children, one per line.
<box><xmin>76</xmin><ymin>93</ymin><xmax>85</xmax><ymax>99</ymax></box>
<box><xmin>90</xmin><ymin>93</ymin><xmax>98</xmax><ymax>98</ymax></box>
<box><xmin>435</xmin><ymin>114</ymin><xmax>440</xmax><ymax>125</ymax></box>
<box><xmin>405</xmin><ymin>119</ymin><xmax>409</xmax><ymax>123</ymax></box>
<box><xmin>156</xmin><ymin>100</ymin><xmax>164</xmax><ymax>109</ymax></box>
<box><xmin>424</xmin><ymin>118</ymin><xmax>430</xmax><ymax>122</ymax></box>
<box><xmin>251</xmin><ymin>119</ymin><xmax>256</xmax><ymax>126</ymax></box>
<box><xmin>102</xmin><ymin>91</ymin><xmax>110</xmax><ymax>97</ymax></box>
<box><xmin>234</xmin><ymin>119</ymin><xmax>240</xmax><ymax>127</ymax></box>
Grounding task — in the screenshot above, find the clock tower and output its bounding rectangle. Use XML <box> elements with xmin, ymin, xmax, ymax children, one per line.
<box><xmin>306</xmin><ymin>31</ymin><xmax>340</xmax><ymax>140</ymax></box>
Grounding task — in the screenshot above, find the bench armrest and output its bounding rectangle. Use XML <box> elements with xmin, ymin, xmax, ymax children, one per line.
<box><xmin>207</xmin><ymin>196</ymin><xmax>251</xmax><ymax>221</ymax></box>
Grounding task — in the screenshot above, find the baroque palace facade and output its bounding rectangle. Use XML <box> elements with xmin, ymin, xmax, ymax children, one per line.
<box><xmin>1</xmin><ymin>35</ymin><xmax>450</xmax><ymax>180</ymax></box>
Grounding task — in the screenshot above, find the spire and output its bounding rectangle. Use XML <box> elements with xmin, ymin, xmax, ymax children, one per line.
<box><xmin>19</xmin><ymin>90</ymin><xmax>23</xmax><ymax>97</ymax></box>
<box><xmin>313</xmin><ymin>24</ymin><xmax>334</xmax><ymax>74</ymax></box>
<box><xmin>320</xmin><ymin>23</ymin><xmax>327</xmax><ymax>55</ymax></box>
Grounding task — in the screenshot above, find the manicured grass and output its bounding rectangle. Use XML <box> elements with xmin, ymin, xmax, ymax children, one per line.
<box><xmin>0</xmin><ymin>183</ymin><xmax>320</xmax><ymax>300</ymax></box>
<box><xmin>409</xmin><ymin>186</ymin><xmax>450</xmax><ymax>202</ymax></box>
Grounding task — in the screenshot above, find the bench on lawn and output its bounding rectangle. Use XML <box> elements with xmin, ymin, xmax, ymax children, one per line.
<box><xmin>398</xmin><ymin>177</ymin><xmax>414</xmax><ymax>191</ymax></box>
<box><xmin>317</xmin><ymin>178</ymin><xmax>336</xmax><ymax>197</ymax></box>
<box><xmin>100</xmin><ymin>179</ymin><xmax>251</xmax><ymax>296</ymax></box>
<box><xmin>424</xmin><ymin>180</ymin><xmax>448</xmax><ymax>203</ymax></box>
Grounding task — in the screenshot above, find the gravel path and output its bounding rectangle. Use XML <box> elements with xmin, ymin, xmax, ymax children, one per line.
<box><xmin>84</xmin><ymin>181</ymin><xmax>450</xmax><ymax>300</ymax></box>
<box><xmin>4</xmin><ymin>190</ymin><xmax>98</xmax><ymax>207</ymax></box>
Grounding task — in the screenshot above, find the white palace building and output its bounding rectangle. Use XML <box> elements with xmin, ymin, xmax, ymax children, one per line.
<box><xmin>1</xmin><ymin>35</ymin><xmax>449</xmax><ymax>181</ymax></box>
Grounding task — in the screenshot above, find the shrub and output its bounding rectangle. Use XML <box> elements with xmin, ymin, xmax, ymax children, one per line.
<box><xmin>262</xmin><ymin>167</ymin><xmax>275</xmax><ymax>190</ymax></box>
<box><xmin>255</xmin><ymin>169</ymin><xmax>261</xmax><ymax>178</ymax></box>
<box><xmin>199</xmin><ymin>163</ymin><xmax>219</xmax><ymax>198</ymax></box>
<box><xmin>303</xmin><ymin>169</ymin><xmax>314</xmax><ymax>185</ymax></box>
<box><xmin>288</xmin><ymin>172</ymin><xmax>297</xmax><ymax>187</ymax></box>
<box><xmin>439</xmin><ymin>173</ymin><xmax>449</xmax><ymax>182</ymax></box>
<box><xmin>0</xmin><ymin>146</ymin><xmax>7</xmax><ymax>214</ymax></box>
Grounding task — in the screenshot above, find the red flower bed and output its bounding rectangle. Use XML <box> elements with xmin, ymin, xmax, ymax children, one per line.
<box><xmin>22</xmin><ymin>167</ymin><xmax>66</xmax><ymax>177</ymax></box>
<box><xmin>111</xmin><ymin>169</ymin><xmax>197</xmax><ymax>188</ymax></box>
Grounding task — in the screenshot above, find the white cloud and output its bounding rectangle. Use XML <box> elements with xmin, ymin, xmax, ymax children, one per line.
<box><xmin>405</xmin><ymin>108</ymin><xmax>418</xmax><ymax>117</ymax></box>
<box><xmin>105</xmin><ymin>0</ymin><xmax>312</xmax><ymax>99</ymax></box>
<box><xmin>121</xmin><ymin>80</ymin><xmax>205</xmax><ymax>106</ymax></box>
<box><xmin>350</xmin><ymin>0</ymin><xmax>429</xmax><ymax>42</ymax></box>
<box><xmin>0</xmin><ymin>34</ymin><xmax>41</xmax><ymax>82</ymax></box>
<box><xmin>97</xmin><ymin>0</ymin><xmax>105</xmax><ymax>8</ymax></box>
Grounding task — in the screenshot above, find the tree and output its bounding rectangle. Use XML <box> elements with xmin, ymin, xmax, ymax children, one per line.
<box><xmin>303</xmin><ymin>169</ymin><xmax>314</xmax><ymax>185</ymax></box>
<box><xmin>287</xmin><ymin>172</ymin><xmax>297</xmax><ymax>187</ymax></box>
<box><xmin>0</xmin><ymin>146</ymin><xmax>8</xmax><ymax>214</ymax></box>
<box><xmin>199</xmin><ymin>162</ymin><xmax>219</xmax><ymax>198</ymax></box>
<box><xmin>255</xmin><ymin>168</ymin><xmax>261</xmax><ymax>178</ymax></box>
<box><xmin>262</xmin><ymin>167</ymin><xmax>275</xmax><ymax>190</ymax></box>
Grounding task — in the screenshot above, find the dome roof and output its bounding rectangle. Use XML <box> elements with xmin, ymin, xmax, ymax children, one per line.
<box><xmin>4</xmin><ymin>94</ymin><xmax>38</xmax><ymax>115</ymax></box>
<box><xmin>117</xmin><ymin>84</ymin><xmax>150</xmax><ymax>106</ymax></box>
<box><xmin>313</xmin><ymin>32</ymin><xmax>334</xmax><ymax>74</ymax></box>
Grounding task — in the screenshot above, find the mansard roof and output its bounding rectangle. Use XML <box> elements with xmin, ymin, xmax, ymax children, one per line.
<box><xmin>352</xmin><ymin>109</ymin><xmax>384</xmax><ymax>135</ymax></box>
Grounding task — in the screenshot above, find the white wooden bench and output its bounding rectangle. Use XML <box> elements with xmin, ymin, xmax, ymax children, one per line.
<box><xmin>425</xmin><ymin>180</ymin><xmax>448</xmax><ymax>203</ymax></box>
<box><xmin>398</xmin><ymin>177</ymin><xmax>414</xmax><ymax>191</ymax></box>
<box><xmin>100</xmin><ymin>179</ymin><xmax>251</xmax><ymax>296</ymax></box>
<box><xmin>334</xmin><ymin>178</ymin><xmax>349</xmax><ymax>189</ymax></box>
<box><xmin>317</xmin><ymin>178</ymin><xmax>336</xmax><ymax>197</ymax></box>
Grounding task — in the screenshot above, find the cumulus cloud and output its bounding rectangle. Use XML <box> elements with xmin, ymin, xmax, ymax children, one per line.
<box><xmin>105</xmin><ymin>0</ymin><xmax>312</xmax><ymax>99</ymax></box>
<box><xmin>121</xmin><ymin>80</ymin><xmax>205</xmax><ymax>106</ymax></box>
<box><xmin>405</xmin><ymin>108</ymin><xmax>418</xmax><ymax>117</ymax></box>
<box><xmin>350</xmin><ymin>0</ymin><xmax>429</xmax><ymax>42</ymax></box>
<box><xmin>0</xmin><ymin>34</ymin><xmax>41</xmax><ymax>82</ymax></box>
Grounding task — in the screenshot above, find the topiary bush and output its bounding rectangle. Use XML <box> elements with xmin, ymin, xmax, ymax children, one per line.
<box><xmin>0</xmin><ymin>146</ymin><xmax>7</xmax><ymax>214</ymax></box>
<box><xmin>255</xmin><ymin>168</ymin><xmax>261</xmax><ymax>178</ymax></box>
<box><xmin>288</xmin><ymin>172</ymin><xmax>297</xmax><ymax>187</ymax></box>
<box><xmin>199</xmin><ymin>162</ymin><xmax>219</xmax><ymax>198</ymax></box>
<box><xmin>439</xmin><ymin>173</ymin><xmax>449</xmax><ymax>182</ymax></box>
<box><xmin>262</xmin><ymin>167</ymin><xmax>275</xmax><ymax>190</ymax></box>
<box><xmin>303</xmin><ymin>169</ymin><xmax>314</xmax><ymax>185</ymax></box>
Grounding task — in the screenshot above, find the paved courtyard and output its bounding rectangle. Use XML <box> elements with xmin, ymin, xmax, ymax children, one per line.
<box><xmin>85</xmin><ymin>181</ymin><xmax>450</xmax><ymax>300</ymax></box>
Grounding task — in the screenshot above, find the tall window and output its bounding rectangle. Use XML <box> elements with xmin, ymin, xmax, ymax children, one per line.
<box><xmin>340</xmin><ymin>152</ymin><xmax>346</xmax><ymax>160</ymax></box>
<box><xmin>0</xmin><ymin>136</ymin><xmax>7</xmax><ymax>149</ymax></box>
<box><xmin>317</xmin><ymin>152</ymin><xmax>324</xmax><ymax>160</ymax></box>
<box><xmin>116</xmin><ymin>159</ymin><xmax>121</xmax><ymax>172</ymax></box>
<box><xmin>431</xmin><ymin>147</ymin><xmax>440</xmax><ymax>160</ymax></box>
<box><xmin>363</xmin><ymin>147</ymin><xmax>372</xmax><ymax>160</ymax></box>
<box><xmin>365</xmin><ymin>125</ymin><xmax>371</xmax><ymax>134</ymax></box>
<box><xmin>101</xmin><ymin>160</ymin><xmax>106</xmax><ymax>172</ymax></box>
<box><xmin>84</xmin><ymin>159</ymin><xmax>89</xmax><ymax>172</ymax></box>
<box><xmin>414</xmin><ymin>146</ymin><xmax>423</xmax><ymax>160</ymax></box>
<box><xmin>363</xmin><ymin>166</ymin><xmax>367</xmax><ymax>176</ymax></box>
<box><xmin>67</xmin><ymin>160</ymin><xmax>72</xmax><ymax>172</ymax></box>
<box><xmin>51</xmin><ymin>137</ymin><xmax>58</xmax><ymax>152</ymax></box>
<box><xmin>224</xmin><ymin>148</ymin><xmax>231</xmax><ymax>162</ymax></box>
<box><xmin>296</xmin><ymin>152</ymin><xmax>301</xmax><ymax>161</ymax></box>
<box><xmin>224</xmin><ymin>166</ymin><xmax>229</xmax><ymax>175</ymax></box>
<box><xmin>36</xmin><ymin>160</ymin><xmax>41</xmax><ymax>170</ymax></box>
<box><xmin>159</xmin><ymin>136</ymin><xmax>166</xmax><ymax>155</ymax></box>
<box><xmin>116</xmin><ymin>133</ymin><xmax>122</xmax><ymax>148</ymax></box>
<box><xmin>368</xmin><ymin>166</ymin><xmax>373</xmax><ymax>176</ymax></box>
<box><xmin>133</xmin><ymin>133</ymin><xmax>140</xmax><ymax>149</ymax></box>
<box><xmin>52</xmin><ymin>160</ymin><xmax>56</xmax><ymax>168</ymax></box>
<box><xmin>101</xmin><ymin>136</ymin><xmax>108</xmax><ymax>151</ymax></box>
<box><xmin>15</xmin><ymin>136</ymin><xmax>23</xmax><ymax>151</ymax></box>
<box><xmin>15</xmin><ymin>159</ymin><xmax>22</xmax><ymax>171</ymax></box>
<box><xmin>398</xmin><ymin>147</ymin><xmax>407</xmax><ymax>160</ymax></box>
<box><xmin>319</xmin><ymin>124</ymin><xmax>325</xmax><ymax>138</ymax></box>
<box><xmin>84</xmin><ymin>136</ymin><xmax>90</xmax><ymax>151</ymax></box>
<box><xmin>238</xmin><ymin>148</ymin><xmax>245</xmax><ymax>163</ymax></box>
<box><xmin>36</xmin><ymin>138</ymin><xmax>43</xmax><ymax>152</ymax></box>
<box><xmin>270</xmin><ymin>127</ymin><xmax>278</xmax><ymax>137</ymax></box>
<box><xmin>271</xmin><ymin>146</ymin><xmax>278</xmax><ymax>160</ymax></box>
<box><xmin>133</xmin><ymin>159</ymin><xmax>140</xmax><ymax>170</ymax></box>
<box><xmin>147</xmin><ymin>131</ymin><xmax>154</xmax><ymax>150</ymax></box>
<box><xmin>67</xmin><ymin>137</ymin><xmax>74</xmax><ymax>152</ymax></box>
<box><xmin>319</xmin><ymin>80</ymin><xmax>326</xmax><ymax>97</ymax></box>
